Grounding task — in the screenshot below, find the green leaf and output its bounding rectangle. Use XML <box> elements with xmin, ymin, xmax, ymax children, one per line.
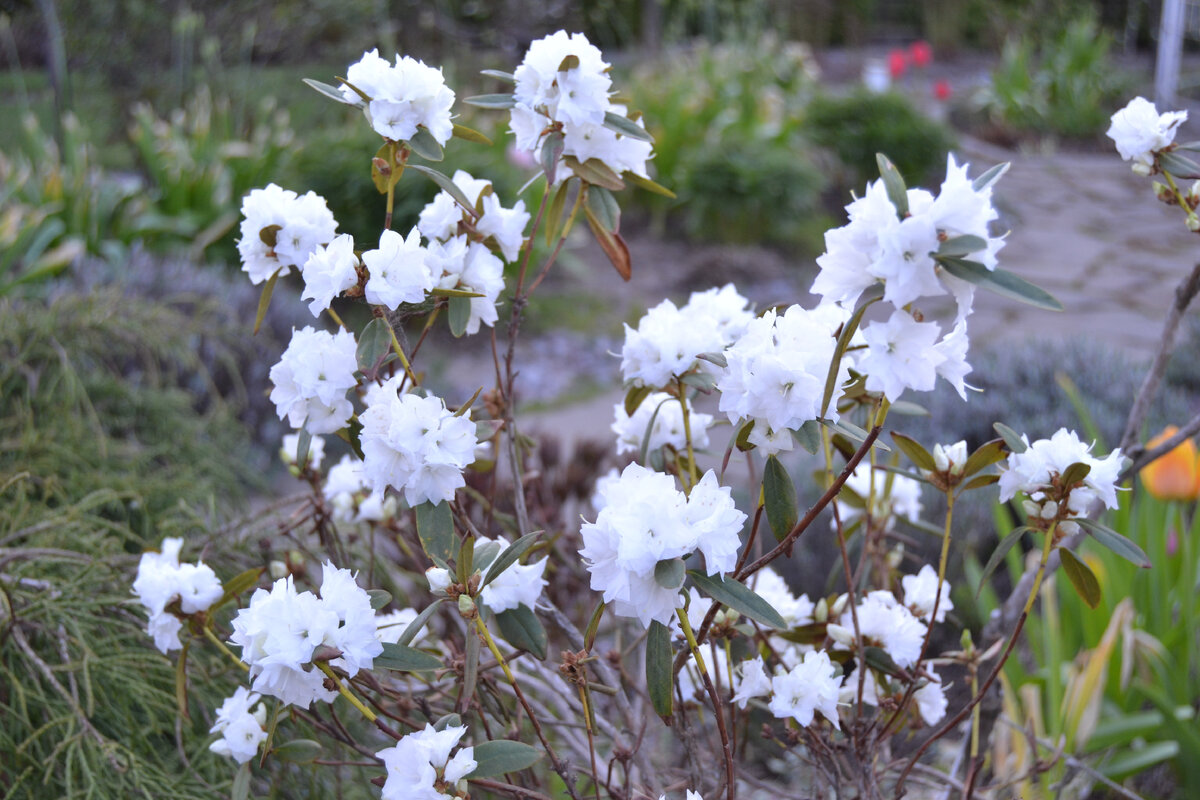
<box><xmin>585</xmin><ymin>207</ymin><xmax>632</xmax><ymax>280</ymax></box>
<box><xmin>937</xmin><ymin>256</ymin><xmax>1063</xmax><ymax>311</ymax></box>
<box><xmin>963</xmin><ymin>438</ymin><xmax>1006</xmax><ymax>477</ymax></box>
<box><xmin>430</xmin><ymin>287</ymin><xmax>485</xmax><ymax>298</ymax></box>
<box><xmin>415</xmin><ymin>501</ymin><xmax>456</xmax><ymax>567</ymax></box>
<box><xmin>823</xmin><ymin>284</ymin><xmax>882</xmax><ymax>415</ymax></box>
<box><xmin>1160</xmin><ymin>150</ymin><xmax>1200</xmax><ymax>179</ymax></box>
<box><xmin>971</xmin><ymin>162</ymin><xmax>1009</xmax><ymax>191</ymax></box>
<box><xmin>1078</xmin><ymin>519</ymin><xmax>1151</xmax><ymax>568</ymax></box>
<box><xmin>389</xmin><ymin>600</ymin><xmax>440</xmax><ymax>648</ymax></box>
<box><xmin>474</xmin><ymin>540</ymin><xmax>502</xmax><ymax>572</ymax></box>
<box><xmin>409</xmin><ymin>165</ymin><xmax>478</xmax><ymax>216</ymax></box>
<box><xmin>557</xmin><ymin>54</ymin><xmax>580</xmax><ymax>71</ymax></box>
<box><xmin>467</xmin><ymin>739</ymin><xmax>544</xmax><ymax>778</ymax></box>
<box><xmin>993</xmin><ymin>422</ymin><xmax>1027</xmax><ymax>453</ymax></box>
<box><xmin>688</xmin><ymin>571</ymin><xmax>786</xmax><ymax>629</ymax></box>
<box><xmin>213</xmin><ymin>567</ymin><xmax>266</xmax><ymax>610</ymax></box>
<box><xmin>977</xmin><ymin>527</ymin><xmax>1031</xmax><ymax>597</ymax></box>
<box><xmin>937</xmin><ymin>234</ymin><xmax>988</xmax><ymax>257</ymax></box>
<box><xmin>451</xmin><ymin>123</ymin><xmax>493</xmax><ymax>145</ymax></box>
<box><xmin>1059</xmin><ymin>548</ymin><xmax>1101</xmax><ymax>609</ymax></box>
<box><xmin>479</xmin><ymin>69</ymin><xmax>516</xmax><ymax>83</ymax></box>
<box><xmin>584</xmin><ymin>601</ymin><xmax>605</xmax><ymax>651</ymax></box>
<box><xmin>564</xmin><ymin>155</ymin><xmax>625</xmax><ymax>191</ymax></box>
<box><xmin>793</xmin><ymin>419</ymin><xmax>821</xmax><ymax>454</ymax></box>
<box><xmin>495</xmin><ymin>606</ymin><xmax>548</xmax><ymax>660</ymax></box>
<box><xmin>891</xmin><ymin>432</ymin><xmax>936</xmax><ymax>471</ymax></box>
<box><xmin>540</xmin><ymin>130</ymin><xmax>564</xmax><ymax>184</ymax></box>
<box><xmin>697</xmin><ymin>351</ymin><xmax>727</xmax><ymax>368</ymax></box>
<box><xmin>887</xmin><ymin>400</ymin><xmax>929</xmax><ymax>416</ymax></box>
<box><xmin>408</xmin><ymin>127</ymin><xmax>444</xmax><ymax>162</ymax></box>
<box><xmin>1099</xmin><ymin>741</ymin><xmax>1180</xmax><ymax>780</ymax></box>
<box><xmin>231</xmin><ymin>762</ymin><xmax>251</xmax><ymax>800</ymax></box>
<box><xmin>375</xmin><ymin>642</ymin><xmax>442</xmax><ymax>672</ymax></box>
<box><xmin>464</xmin><ymin>93</ymin><xmax>517</xmax><ymax>109</ymax></box>
<box><xmin>335</xmin><ymin>76</ymin><xmax>371</xmax><ymax>103</ymax></box>
<box><xmin>646</xmin><ymin>620</ymin><xmax>673</xmax><ymax>717</ymax></box>
<box><xmin>763</xmin><ymin>456</ymin><xmax>799</xmax><ymax>542</ymax></box>
<box><xmin>302</xmin><ymin>77</ymin><xmax>359</xmax><ymax>106</ymax></box>
<box><xmin>624</xmin><ymin>170</ymin><xmax>677</xmax><ymax>198</ymax></box>
<box><xmin>586</xmin><ymin>185</ymin><xmax>620</xmax><ymax>232</ymax></box>
<box><xmin>544</xmin><ymin>178</ymin><xmax>572</xmax><ymax>246</ymax></box>
<box><xmin>294</xmin><ymin>427</ymin><xmax>312</xmax><ymax>468</ymax></box>
<box><xmin>483</xmin><ymin>531</ymin><xmax>544</xmax><ymax>587</ymax></box>
<box><xmin>876</xmin><ymin>153</ymin><xmax>909</xmax><ymax>217</ymax></box>
<box><xmin>448</xmin><ymin>295</ymin><xmax>472</xmax><ymax>338</ymax></box>
<box><xmin>962</xmin><ymin>473</ymin><xmax>1000</xmax><ymax>490</ymax></box>
<box><xmin>367</xmin><ymin>589</ymin><xmax>391</xmax><ymax>610</ymax></box>
<box><xmin>654</xmin><ymin>558</ymin><xmax>686</xmax><ymax>590</ymax></box>
<box><xmin>433</xmin><ymin>712</ymin><xmax>462</xmax><ymax>731</ymax></box>
<box><xmin>272</xmin><ymin>739</ymin><xmax>321</xmax><ymax>763</ymax></box>
<box><xmin>253</xmin><ymin>268</ymin><xmax>281</xmax><ymax>335</ymax></box>
<box><xmin>735</xmin><ymin>420</ymin><xmax>756</xmax><ymax>452</ymax></box>
<box><xmin>680</xmin><ymin>370</ymin><xmax>718</xmax><ymax>393</ymax></box>
<box><xmin>864</xmin><ymin>646</ymin><xmax>901</xmax><ymax>677</ymax></box>
<box><xmin>336</xmin><ymin>417</ymin><xmax>365</xmax><ymax>460</ymax></box>
<box><xmin>1060</xmin><ymin>461</ymin><xmax>1091</xmax><ymax>486</ymax></box>
<box><xmin>624</xmin><ymin>384</ymin><xmax>653</xmax><ymax>416</ymax></box>
<box><xmin>602</xmin><ymin>110</ymin><xmax>654</xmax><ymax>142</ymax></box>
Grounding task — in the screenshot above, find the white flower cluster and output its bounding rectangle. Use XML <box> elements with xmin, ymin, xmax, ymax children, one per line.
<box><xmin>997</xmin><ymin>428</ymin><xmax>1123</xmax><ymax>533</ymax></box>
<box><xmin>732</xmin><ymin>650</ymin><xmax>842</xmax><ymax>729</ymax></box>
<box><xmin>427</xmin><ymin>536</ymin><xmax>547</xmax><ymax>612</ymax></box>
<box><xmin>621</xmin><ymin>284</ymin><xmax>753</xmax><ymax>389</ymax></box>
<box><xmin>229</xmin><ymin>563</ymin><xmax>383</xmax><ymax>708</ymax></box>
<box><xmin>717</xmin><ymin>303</ymin><xmax>849</xmax><ymax>454</ymax></box>
<box><xmin>208</xmin><ymin>687</ymin><xmax>267</xmax><ymax>764</ymax></box>
<box><xmin>813</xmin><ymin>155</ymin><xmax>1004</xmax><ymax>401</ymax></box>
<box><xmin>341</xmin><ymin>49</ymin><xmax>456</xmax><ymax>145</ymax></box>
<box><xmin>359</xmin><ymin>377</ymin><xmax>479</xmax><ymax>507</ymax></box>
<box><xmin>362</xmin><ymin>228</ymin><xmax>434</xmax><ymax>311</ymax></box>
<box><xmin>132</xmin><ymin>537</ymin><xmax>223</xmax><ymax>654</ymax></box>
<box><xmin>611</xmin><ymin>391</ymin><xmax>712</xmax><ymax>455</ymax></box>
<box><xmin>902</xmin><ymin>564</ymin><xmax>954</xmax><ymax>624</ymax></box>
<box><xmin>301</xmin><ymin>233</ymin><xmax>359</xmax><ymax>316</ymax></box>
<box><xmin>238</xmin><ymin>184</ymin><xmax>338</xmax><ymax>285</ymax></box>
<box><xmin>1107</xmin><ymin>96</ymin><xmax>1188</xmax><ymax>173</ymax></box>
<box><xmin>324</xmin><ymin>454</ymin><xmax>396</xmax><ymax>523</ymax></box>
<box><xmin>268</xmin><ymin>326</ymin><xmax>358</xmax><ymax>435</ymax></box>
<box><xmin>510</xmin><ymin>31</ymin><xmax>653</xmax><ymax>179</ymax></box>
<box><xmin>834</xmin><ymin>464</ymin><xmax>924</xmax><ymax>532</ymax></box>
<box><xmin>377</xmin><ymin>724</ymin><xmax>476</xmax><ymax>800</ymax></box>
<box><xmin>579</xmin><ymin>464</ymin><xmax>746</xmax><ymax>627</ymax></box>
<box><xmin>418</xmin><ymin>169</ymin><xmax>529</xmax><ymax>334</ymax></box>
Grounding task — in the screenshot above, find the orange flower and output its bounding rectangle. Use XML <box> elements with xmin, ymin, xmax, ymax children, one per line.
<box><xmin>1140</xmin><ymin>426</ymin><xmax>1200</xmax><ymax>501</ymax></box>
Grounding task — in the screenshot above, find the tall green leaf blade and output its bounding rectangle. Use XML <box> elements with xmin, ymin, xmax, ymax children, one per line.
<box><xmin>938</xmin><ymin>256</ymin><xmax>1063</xmax><ymax>311</ymax></box>
<box><xmin>646</xmin><ymin>620</ymin><xmax>673</xmax><ymax>717</ymax></box>
<box><xmin>1078</xmin><ymin>519</ymin><xmax>1151</xmax><ymax>568</ymax></box>
<box><xmin>688</xmin><ymin>571</ymin><xmax>786</xmax><ymax>629</ymax></box>
<box><xmin>763</xmin><ymin>455</ymin><xmax>798</xmax><ymax>542</ymax></box>
<box><xmin>1059</xmin><ymin>548</ymin><xmax>1101</xmax><ymax>608</ymax></box>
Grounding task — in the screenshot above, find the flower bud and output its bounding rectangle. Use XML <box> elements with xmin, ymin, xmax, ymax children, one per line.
<box><xmin>1133</xmin><ymin>162</ymin><xmax>1153</xmax><ymax>176</ymax></box>
<box><xmin>1154</xmin><ymin>181</ymin><xmax>1174</xmax><ymax>202</ymax></box>
<box><xmin>1021</xmin><ymin>499</ymin><xmax>1041</xmax><ymax>518</ymax></box>
<box><xmin>886</xmin><ymin>546</ymin><xmax>903</xmax><ymax>569</ymax></box>
<box><xmin>457</xmin><ymin>594</ymin><xmax>477</xmax><ymax>618</ymax></box>
<box><xmin>268</xmin><ymin>560</ymin><xmax>289</xmax><ymax>580</ymax></box>
<box><xmin>1187</xmin><ymin>214</ymin><xmax>1200</xmax><ymax>232</ymax></box>
<box><xmin>1059</xmin><ymin>520</ymin><xmax>1081</xmax><ymax>536</ymax></box>
<box><xmin>826</xmin><ymin>623</ymin><xmax>855</xmax><ymax>647</ymax></box>
<box><xmin>1039</xmin><ymin>500</ymin><xmax>1059</xmax><ymax>520</ymax></box>
<box><xmin>426</xmin><ymin>567</ymin><xmax>452</xmax><ymax>595</ymax></box>
<box><xmin>814</xmin><ymin>597</ymin><xmax>829</xmax><ymax>623</ymax></box>
<box><xmin>830</xmin><ymin>594</ymin><xmax>849</xmax><ymax>619</ymax></box>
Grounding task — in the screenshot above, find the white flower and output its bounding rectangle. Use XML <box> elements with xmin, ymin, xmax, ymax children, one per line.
<box><xmin>363</xmin><ymin>228</ymin><xmax>434</xmax><ymax>309</ymax></box>
<box><xmin>238</xmin><ymin>184</ymin><xmax>338</xmax><ymax>285</ymax></box>
<box><xmin>835</xmin><ymin>463</ymin><xmax>924</xmax><ymax>531</ymax></box>
<box><xmin>997</xmin><ymin>428</ymin><xmax>1123</xmax><ymax>516</ymax></box>
<box><xmin>425</xmin><ymin>567</ymin><xmax>453</xmax><ymax>595</ymax></box>
<box><xmin>560</xmin><ymin>105</ymin><xmax>654</xmax><ymax>178</ymax></box>
<box><xmin>208</xmin><ymin>687</ymin><xmax>267</xmax><ymax>764</ymax></box>
<box><xmin>477</xmin><ymin>536</ymin><xmax>547</xmax><ymax>613</ymax></box>
<box><xmin>902</xmin><ymin>565</ymin><xmax>953</xmax><ymax>623</ymax></box>
<box><xmin>768</xmin><ymin>649</ymin><xmax>842</xmax><ymax>728</ymax></box>
<box><xmin>858</xmin><ymin>310</ymin><xmax>947</xmax><ymax>402</ymax></box>
<box><xmin>281</xmin><ymin>432</ymin><xmax>325</xmax><ymax>471</ymax></box>
<box><xmin>621</xmin><ymin>299</ymin><xmax>726</xmax><ymax>388</ymax></box>
<box><xmin>343</xmin><ymin>50</ymin><xmax>455</xmax><ymax>145</ymax></box>
<box><xmin>301</xmin><ymin>233</ymin><xmax>359</xmax><ymax>316</ymax></box>
<box><xmin>476</xmin><ymin>193</ymin><xmax>530</xmax><ymax>263</ymax></box>
<box><xmin>377</xmin><ymin>724</ymin><xmax>476</xmax><ymax>800</ymax></box>
<box><xmin>684</xmin><ymin>471</ymin><xmax>746</xmax><ymax>576</ymax></box>
<box><xmin>611</xmin><ymin>392</ymin><xmax>711</xmax><ymax>456</ymax></box>
<box><xmin>1107</xmin><ymin>97</ymin><xmax>1188</xmax><ymax>168</ymax></box>
<box><xmin>931</xmin><ymin>440</ymin><xmax>969</xmax><ymax>475</ymax></box>
<box><xmin>682</xmin><ymin>284</ymin><xmax>755</xmax><ymax>346</ymax></box>
<box><xmin>731</xmin><ymin>656</ymin><xmax>773</xmax><ymax>709</ymax></box>
<box><xmin>513</xmin><ymin>31</ymin><xmax>611</xmax><ymax>128</ymax></box>
<box><xmin>844</xmin><ymin>591</ymin><xmax>926</xmax><ymax>669</ymax></box>
<box><xmin>132</xmin><ymin>537</ymin><xmax>223</xmax><ymax>654</ymax></box>
<box><xmin>323</xmin><ymin>454</ymin><xmax>394</xmax><ymax>523</ymax></box>
<box><xmin>359</xmin><ymin>377</ymin><xmax>479</xmax><ymax>506</ymax></box>
<box><xmin>914</xmin><ymin>670</ymin><xmax>948</xmax><ymax>725</ymax></box>
<box><xmin>268</xmin><ymin>327</ymin><xmax>358</xmax><ymax>435</ymax></box>
<box><xmin>749</xmin><ymin>567</ymin><xmax>814</xmax><ymax>627</ymax></box>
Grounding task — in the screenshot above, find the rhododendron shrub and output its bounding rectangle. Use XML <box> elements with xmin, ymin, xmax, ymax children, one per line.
<box><xmin>134</xmin><ymin>36</ymin><xmax>1190</xmax><ymax>800</ymax></box>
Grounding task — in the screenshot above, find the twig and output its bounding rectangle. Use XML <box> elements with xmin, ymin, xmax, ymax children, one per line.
<box><xmin>1121</xmin><ymin>407</ymin><xmax>1200</xmax><ymax>480</ymax></box>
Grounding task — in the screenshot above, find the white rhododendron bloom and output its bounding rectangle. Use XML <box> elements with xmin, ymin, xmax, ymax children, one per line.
<box><xmin>132</xmin><ymin>537</ymin><xmax>223</xmax><ymax>654</ymax></box>
<box><xmin>579</xmin><ymin>464</ymin><xmax>746</xmax><ymax>627</ymax></box>
<box><xmin>611</xmin><ymin>392</ymin><xmax>711</xmax><ymax>455</ymax></box>
<box><xmin>476</xmin><ymin>193</ymin><xmax>530</xmax><ymax>263</ymax></box>
<box><xmin>731</xmin><ymin>655</ymin><xmax>773</xmax><ymax>709</ymax></box>
<box><xmin>914</xmin><ymin>670</ymin><xmax>949</xmax><ymax>726</ymax></box>
<box><xmin>418</xmin><ymin>169</ymin><xmax>530</xmax><ymax>265</ymax></box>
<box><xmin>1107</xmin><ymin>96</ymin><xmax>1188</xmax><ymax>169</ymax></box>
<box><xmin>301</xmin><ymin>233</ymin><xmax>359</xmax><ymax>316</ymax></box>
<box><xmin>839</xmin><ymin>591</ymin><xmax>926</xmax><ymax>669</ymax></box>
<box><xmin>560</xmin><ymin>102</ymin><xmax>654</xmax><ymax>179</ymax></box>
<box><xmin>476</xmin><ymin>536</ymin><xmax>548</xmax><ymax>613</ymax></box>
<box><xmin>268</xmin><ymin>326</ymin><xmax>358</xmax><ymax>435</ymax></box>
<box><xmin>768</xmin><ymin>649</ymin><xmax>843</xmax><ymax>728</ymax></box>
<box><xmin>208</xmin><ymin>687</ymin><xmax>267</xmax><ymax>764</ymax></box>
<box><xmin>229</xmin><ymin>563</ymin><xmax>382</xmax><ymax>709</ymax></box>
<box><xmin>238</xmin><ymin>184</ymin><xmax>338</xmax><ymax>284</ymax></box>
<box><xmin>280</xmin><ymin>432</ymin><xmax>325</xmax><ymax>471</ymax></box>
<box><xmin>717</xmin><ymin>304</ymin><xmax>849</xmax><ymax>454</ymax></box>
<box><xmin>931</xmin><ymin>439</ymin><xmax>969</xmax><ymax>475</ymax></box>
<box><xmin>998</xmin><ymin>428</ymin><xmax>1123</xmax><ymax>526</ymax></box>
<box><xmin>359</xmin><ymin>377</ymin><xmax>479</xmax><ymax>506</ymax></box>
<box><xmin>362</xmin><ymin>227</ymin><xmax>434</xmax><ymax>310</ymax></box>
<box><xmin>377</xmin><ymin>724</ymin><xmax>476</xmax><ymax>800</ymax></box>
<box><xmin>323</xmin><ymin>454</ymin><xmax>394</xmax><ymax>523</ymax></box>
<box><xmin>902</xmin><ymin>564</ymin><xmax>954</xmax><ymax>623</ymax></box>
<box><xmin>683</xmin><ymin>283</ymin><xmax>755</xmax><ymax>346</ymax></box>
<box><xmin>857</xmin><ymin>310</ymin><xmax>949</xmax><ymax>402</ymax></box>
<box><xmin>835</xmin><ymin>463</ymin><xmax>924</xmax><ymax>531</ymax></box>
<box><xmin>620</xmin><ymin>299</ymin><xmax>726</xmax><ymax>388</ymax></box>
<box><xmin>342</xmin><ymin>50</ymin><xmax>455</xmax><ymax>145</ymax></box>
<box><xmin>514</xmin><ymin>30</ymin><xmax>611</xmax><ymax>128</ymax></box>
<box><xmin>749</xmin><ymin>567</ymin><xmax>815</xmax><ymax>627</ymax></box>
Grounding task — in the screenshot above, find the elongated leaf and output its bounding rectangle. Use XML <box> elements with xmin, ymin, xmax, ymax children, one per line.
<box><xmin>681</xmin><ymin>370</ymin><xmax>718</xmax><ymax>392</ymax></box>
<box><xmin>876</xmin><ymin>153</ymin><xmax>909</xmax><ymax>216</ymax></box>
<box><xmin>409</xmin><ymin>165</ymin><xmax>477</xmax><ymax>216</ymax></box>
<box><xmin>396</xmin><ymin>599</ymin><xmax>443</xmax><ymax>647</ymax></box>
<box><xmin>462</xmin><ymin>621</ymin><xmax>479</xmax><ymax>706</ymax></box>
<box><xmin>1060</xmin><ymin>461</ymin><xmax>1092</xmax><ymax>487</ymax></box>
<box><xmin>539</xmin><ymin>130</ymin><xmax>564</xmax><ymax>184</ymax></box>
<box><xmin>624</xmin><ymin>170</ymin><xmax>677</xmax><ymax>198</ymax></box>
<box><xmin>864</xmin><ymin>646</ymin><xmax>901</xmax><ymax>677</ymax></box>
<box><xmin>356</xmin><ymin>318</ymin><xmax>391</xmax><ymax>375</ymax></box>
<box><xmin>376</xmin><ymin>642</ymin><xmax>442</xmax><ymax>672</ymax></box>
<box><xmin>253</xmin><ymin>269</ymin><xmax>281</xmax><ymax>335</ymax></box>
<box><xmin>495</xmin><ymin>605</ymin><xmax>548</xmax><ymax>659</ymax></box>
<box><xmin>336</xmin><ymin>417</ymin><xmax>365</xmax><ymax>460</ymax></box>
<box><xmin>483</xmin><ymin>531</ymin><xmax>544</xmax><ymax>587</ymax></box>
<box><xmin>1160</xmin><ymin>150</ymin><xmax>1200</xmax><ymax>179</ymax></box>
<box><xmin>972</xmin><ymin>162</ymin><xmax>1009</xmax><ymax>191</ymax></box>
<box><xmin>689</xmin><ymin>571</ymin><xmax>786</xmax><ymax>629</ymax></box>
<box><xmin>302</xmin><ymin>78</ymin><xmax>359</xmax><ymax>105</ymax></box>
<box><xmin>976</xmin><ymin>527</ymin><xmax>1031</xmax><ymax>597</ymax></box>
<box><xmin>1078</xmin><ymin>519</ymin><xmax>1151</xmax><ymax>568</ymax></box>
<box><xmin>408</xmin><ymin>127</ymin><xmax>444</xmax><ymax>161</ymax></box>
<box><xmin>334</xmin><ymin>76</ymin><xmax>371</xmax><ymax>103</ymax></box>
<box><xmin>962</xmin><ymin>473</ymin><xmax>1000</xmax><ymax>490</ymax></box>
<box><xmin>1100</xmin><ymin>741</ymin><xmax>1180</xmax><ymax>780</ymax></box>
<box><xmin>367</xmin><ymin>589</ymin><xmax>391</xmax><ymax>610</ymax></box>
<box><xmin>294</xmin><ymin>427</ymin><xmax>312</xmax><ymax>468</ymax></box>
<box><xmin>993</xmin><ymin>422</ymin><xmax>1027</xmax><ymax>453</ymax></box>
<box><xmin>415</xmin><ymin>501</ymin><xmax>455</xmax><ymax>567</ymax></box>
<box><xmin>545</xmin><ymin>178</ymin><xmax>572</xmax><ymax>246</ymax></box>
<box><xmin>963</xmin><ymin>438</ymin><xmax>1006</xmax><ymax>477</ymax></box>
<box><xmin>793</xmin><ymin>419</ymin><xmax>821</xmax><ymax>454</ymax></box>
<box><xmin>822</xmin><ymin>285</ymin><xmax>882</xmax><ymax>415</ymax></box>
<box><xmin>464</xmin><ymin>93</ymin><xmax>517</xmax><ymax>109</ymax></box>
<box><xmin>937</xmin><ymin>234</ymin><xmax>988</xmax><ymax>257</ymax></box>
<box><xmin>938</xmin><ymin>256</ymin><xmax>1063</xmax><ymax>311</ymax></box>
<box><xmin>654</xmin><ymin>558</ymin><xmax>686</xmax><ymax>590</ymax></box>
<box><xmin>888</xmin><ymin>400</ymin><xmax>929</xmax><ymax>416</ymax></box>
<box><xmin>273</xmin><ymin>739</ymin><xmax>321</xmax><ymax>763</ymax></box>
<box><xmin>468</xmin><ymin>739</ymin><xmax>543</xmax><ymax>778</ymax></box>
<box><xmin>586</xmin><ymin>185</ymin><xmax>620</xmax><ymax>232</ymax></box>
<box><xmin>624</xmin><ymin>384</ymin><xmax>653</xmax><ymax>416</ymax></box>
<box><xmin>448</xmin><ymin>295</ymin><xmax>472</xmax><ymax>337</ymax></box>
<box><xmin>585</xmin><ymin>208</ymin><xmax>632</xmax><ymax>280</ymax></box>
<box><xmin>231</xmin><ymin>763</ymin><xmax>251</xmax><ymax>800</ymax></box>
<box><xmin>564</xmin><ymin>155</ymin><xmax>625</xmax><ymax>191</ymax></box>
<box><xmin>646</xmin><ymin>620</ymin><xmax>673</xmax><ymax>717</ymax></box>
<box><xmin>735</xmin><ymin>420</ymin><xmax>756</xmax><ymax>452</ymax></box>
<box><xmin>891</xmin><ymin>432</ymin><xmax>935</xmax><ymax>471</ymax></box>
<box><xmin>214</xmin><ymin>567</ymin><xmax>266</xmax><ymax>610</ymax></box>
<box><xmin>451</xmin><ymin>123</ymin><xmax>492</xmax><ymax>145</ymax></box>
<box><xmin>697</xmin><ymin>351</ymin><xmax>727</xmax><ymax>368</ymax></box>
<box><xmin>603</xmin><ymin>110</ymin><xmax>654</xmax><ymax>142</ymax></box>
<box><xmin>479</xmin><ymin>69</ymin><xmax>515</xmax><ymax>83</ymax></box>
<box><xmin>1060</xmin><ymin>548</ymin><xmax>1101</xmax><ymax>609</ymax></box>
<box><xmin>820</xmin><ymin>418</ymin><xmax>890</xmax><ymax>451</ymax></box>
<box><xmin>434</xmin><ymin>713</ymin><xmax>462</xmax><ymax>731</ymax></box>
<box><xmin>763</xmin><ymin>456</ymin><xmax>798</xmax><ymax>542</ymax></box>
<box><xmin>584</xmin><ymin>601</ymin><xmax>605</xmax><ymax>651</ymax></box>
